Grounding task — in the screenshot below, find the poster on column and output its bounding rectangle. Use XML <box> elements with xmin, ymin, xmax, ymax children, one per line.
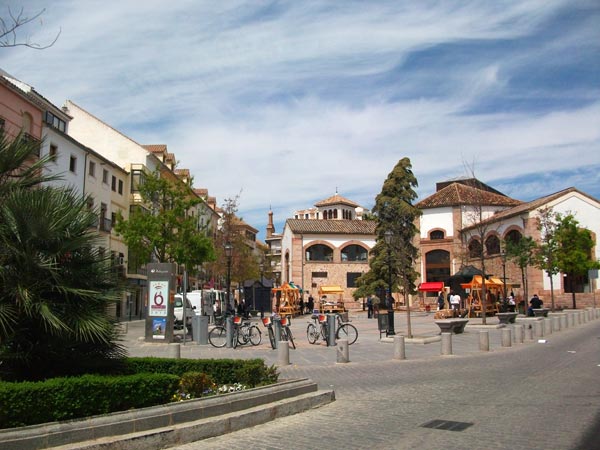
<box><xmin>149</xmin><ymin>281</ymin><xmax>168</xmax><ymax>317</ymax></box>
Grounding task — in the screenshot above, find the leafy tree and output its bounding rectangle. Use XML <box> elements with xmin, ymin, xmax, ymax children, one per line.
<box><xmin>0</xmin><ymin>129</ymin><xmax>124</xmax><ymax>381</ymax></box>
<box><xmin>114</xmin><ymin>170</ymin><xmax>215</xmax><ymax>269</ymax></box>
<box><xmin>534</xmin><ymin>207</ymin><xmax>559</xmax><ymax>311</ymax></box>
<box><xmin>505</xmin><ymin>236</ymin><xmax>537</xmax><ymax>312</ymax></box>
<box><xmin>553</xmin><ymin>213</ymin><xmax>600</xmax><ymax>309</ymax></box>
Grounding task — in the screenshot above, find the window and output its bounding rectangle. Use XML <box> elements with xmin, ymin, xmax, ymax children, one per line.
<box><xmin>69</xmin><ymin>155</ymin><xmax>77</xmax><ymax>173</ymax></box>
<box><xmin>312</xmin><ymin>271</ymin><xmax>328</xmax><ymax>278</ymax></box>
<box><xmin>111</xmin><ymin>175</ymin><xmax>117</xmax><ymax>192</ymax></box>
<box><xmin>44</xmin><ymin>111</ymin><xmax>66</xmax><ymax>133</ymax></box>
<box><xmin>49</xmin><ymin>144</ymin><xmax>58</xmax><ymax>161</ymax></box>
<box><xmin>430</xmin><ymin>230</ymin><xmax>445</xmax><ymax>240</ymax></box>
<box><xmin>118</xmin><ymin>179</ymin><xmax>123</xmax><ymax>195</ymax></box>
<box><xmin>468</xmin><ymin>239</ymin><xmax>482</xmax><ymax>258</ymax></box>
<box><xmin>505</xmin><ymin>230</ymin><xmax>522</xmax><ymax>244</ymax></box>
<box><xmin>341</xmin><ymin>245</ymin><xmax>368</xmax><ymax>261</ymax></box>
<box><xmin>347</xmin><ymin>272</ymin><xmax>361</xmax><ymax>287</ymax></box>
<box><xmin>102</xmin><ymin>169</ymin><xmax>109</xmax><ymax>184</ymax></box>
<box><xmin>306</xmin><ymin>244</ymin><xmax>333</xmax><ymax>262</ymax></box>
<box><xmin>425</xmin><ymin>249</ymin><xmax>451</xmax><ymax>282</ymax></box>
<box><xmin>485</xmin><ymin>235</ymin><xmax>501</xmax><ymax>255</ymax></box>
<box><xmin>88</xmin><ymin>160</ymin><xmax>96</xmax><ymax>177</ymax></box>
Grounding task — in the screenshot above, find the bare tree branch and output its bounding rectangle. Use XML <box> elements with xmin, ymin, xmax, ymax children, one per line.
<box><xmin>1</xmin><ymin>6</ymin><xmax>61</xmax><ymax>50</ymax></box>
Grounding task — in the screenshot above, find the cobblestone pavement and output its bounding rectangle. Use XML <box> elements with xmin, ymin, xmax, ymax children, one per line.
<box><xmin>122</xmin><ymin>311</ymin><xmax>600</xmax><ymax>450</ymax></box>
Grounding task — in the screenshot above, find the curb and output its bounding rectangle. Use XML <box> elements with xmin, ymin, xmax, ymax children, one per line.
<box><xmin>0</xmin><ymin>379</ymin><xmax>334</xmax><ymax>450</ymax></box>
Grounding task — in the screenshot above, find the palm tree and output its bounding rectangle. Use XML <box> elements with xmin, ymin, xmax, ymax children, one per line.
<box><xmin>0</xmin><ymin>129</ymin><xmax>125</xmax><ymax>381</ymax></box>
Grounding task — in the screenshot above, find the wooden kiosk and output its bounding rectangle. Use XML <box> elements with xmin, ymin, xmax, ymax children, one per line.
<box><xmin>462</xmin><ymin>275</ymin><xmax>503</xmax><ymax>318</ymax></box>
<box><xmin>271</xmin><ymin>282</ymin><xmax>301</xmax><ymax>317</ymax></box>
<box><xmin>318</xmin><ymin>285</ymin><xmax>346</xmax><ymax>313</ymax></box>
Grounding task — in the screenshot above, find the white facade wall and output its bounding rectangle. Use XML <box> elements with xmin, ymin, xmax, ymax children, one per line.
<box><xmin>421</xmin><ymin>207</ymin><xmax>453</xmax><ymax>238</ymax></box>
<box><xmin>41</xmin><ymin>128</ymin><xmax>86</xmax><ymax>196</ymax></box>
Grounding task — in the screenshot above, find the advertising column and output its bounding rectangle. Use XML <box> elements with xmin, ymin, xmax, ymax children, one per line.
<box><xmin>145</xmin><ymin>263</ymin><xmax>177</xmax><ymax>343</ymax></box>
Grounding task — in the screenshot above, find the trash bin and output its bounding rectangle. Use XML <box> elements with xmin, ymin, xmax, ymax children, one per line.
<box><xmin>377</xmin><ymin>313</ymin><xmax>389</xmax><ymax>338</ymax></box>
<box><xmin>192</xmin><ymin>315</ymin><xmax>209</xmax><ymax>344</ymax></box>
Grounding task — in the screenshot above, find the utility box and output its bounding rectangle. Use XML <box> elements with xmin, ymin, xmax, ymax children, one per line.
<box><xmin>145</xmin><ymin>263</ymin><xmax>177</xmax><ymax>343</ymax></box>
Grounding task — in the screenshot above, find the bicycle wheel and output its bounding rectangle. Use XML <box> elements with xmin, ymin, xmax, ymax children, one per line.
<box><xmin>307</xmin><ymin>323</ymin><xmax>318</xmax><ymax>344</ymax></box>
<box><xmin>249</xmin><ymin>325</ymin><xmax>262</xmax><ymax>346</ymax></box>
<box><xmin>337</xmin><ymin>323</ymin><xmax>358</xmax><ymax>345</ymax></box>
<box><xmin>320</xmin><ymin>324</ymin><xmax>328</xmax><ymax>341</ymax></box>
<box><xmin>237</xmin><ymin>326</ymin><xmax>250</xmax><ymax>346</ymax></box>
<box><xmin>267</xmin><ymin>326</ymin><xmax>276</xmax><ymax>349</ymax></box>
<box><xmin>232</xmin><ymin>327</ymin><xmax>239</xmax><ymax>349</ymax></box>
<box><xmin>208</xmin><ymin>326</ymin><xmax>226</xmax><ymax>348</ymax></box>
<box><xmin>285</xmin><ymin>326</ymin><xmax>296</xmax><ymax>349</ymax></box>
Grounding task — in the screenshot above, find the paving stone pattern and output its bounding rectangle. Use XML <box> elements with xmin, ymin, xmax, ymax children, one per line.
<box><xmin>122</xmin><ymin>311</ymin><xmax>600</xmax><ymax>450</ymax></box>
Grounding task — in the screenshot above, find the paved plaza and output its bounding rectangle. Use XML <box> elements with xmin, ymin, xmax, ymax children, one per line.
<box><xmin>122</xmin><ymin>310</ymin><xmax>600</xmax><ymax>450</ymax></box>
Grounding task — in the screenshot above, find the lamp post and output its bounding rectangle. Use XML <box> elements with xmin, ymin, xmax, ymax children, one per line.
<box><xmin>258</xmin><ymin>261</ymin><xmax>264</xmax><ymax>312</ymax></box>
<box><xmin>224</xmin><ymin>242</ymin><xmax>233</xmax><ymax>312</ymax></box>
<box><xmin>501</xmin><ymin>249</ymin><xmax>507</xmax><ymax>303</ymax></box>
<box><xmin>384</xmin><ymin>230</ymin><xmax>395</xmax><ymax>336</ymax></box>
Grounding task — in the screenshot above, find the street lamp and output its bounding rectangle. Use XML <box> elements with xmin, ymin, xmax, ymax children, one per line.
<box><xmin>501</xmin><ymin>249</ymin><xmax>507</xmax><ymax>304</ymax></box>
<box><xmin>224</xmin><ymin>242</ymin><xmax>233</xmax><ymax>312</ymax></box>
<box><xmin>384</xmin><ymin>230</ymin><xmax>395</xmax><ymax>336</ymax></box>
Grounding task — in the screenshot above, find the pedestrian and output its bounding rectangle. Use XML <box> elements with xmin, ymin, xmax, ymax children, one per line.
<box><xmin>437</xmin><ymin>291</ymin><xmax>445</xmax><ymax>310</ymax></box>
<box><xmin>367</xmin><ymin>295</ymin><xmax>374</xmax><ymax>318</ymax></box>
<box><xmin>528</xmin><ymin>294</ymin><xmax>543</xmax><ymax>316</ymax></box>
<box><xmin>307</xmin><ymin>295</ymin><xmax>314</xmax><ymax>314</ymax></box>
<box><xmin>299</xmin><ymin>296</ymin><xmax>304</xmax><ymax>315</ymax></box>
<box><xmin>450</xmin><ymin>291</ymin><xmax>461</xmax><ymax>317</ymax></box>
<box><xmin>372</xmin><ymin>295</ymin><xmax>380</xmax><ymax>318</ymax></box>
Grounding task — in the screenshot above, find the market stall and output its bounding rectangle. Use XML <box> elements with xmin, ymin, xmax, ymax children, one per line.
<box><xmin>271</xmin><ymin>282</ymin><xmax>302</xmax><ymax>317</ymax></box>
<box><xmin>418</xmin><ymin>281</ymin><xmax>445</xmax><ymax>312</ymax></box>
<box><xmin>318</xmin><ymin>285</ymin><xmax>346</xmax><ymax>313</ymax></box>
<box><xmin>461</xmin><ymin>275</ymin><xmax>503</xmax><ymax>317</ymax></box>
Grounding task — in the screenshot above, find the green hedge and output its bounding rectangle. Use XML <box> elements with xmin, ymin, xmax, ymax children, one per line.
<box><xmin>0</xmin><ymin>373</ymin><xmax>179</xmax><ymax>428</ymax></box>
<box><xmin>0</xmin><ymin>357</ymin><xmax>278</xmax><ymax>429</ymax></box>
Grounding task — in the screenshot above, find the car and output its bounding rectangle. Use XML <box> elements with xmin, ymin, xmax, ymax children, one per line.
<box><xmin>174</xmin><ymin>295</ymin><xmax>195</xmax><ymax>330</ymax></box>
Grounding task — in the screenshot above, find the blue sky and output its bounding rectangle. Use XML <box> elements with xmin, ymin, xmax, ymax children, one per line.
<box><xmin>2</xmin><ymin>1</ymin><xmax>599</xmax><ymax>240</ymax></box>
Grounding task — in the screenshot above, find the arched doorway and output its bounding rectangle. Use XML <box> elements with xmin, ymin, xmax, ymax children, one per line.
<box><xmin>425</xmin><ymin>249</ymin><xmax>450</xmax><ymax>282</ymax></box>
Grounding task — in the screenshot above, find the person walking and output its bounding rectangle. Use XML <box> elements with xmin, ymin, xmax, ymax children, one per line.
<box><xmin>367</xmin><ymin>295</ymin><xmax>374</xmax><ymax>318</ymax></box>
<box><xmin>372</xmin><ymin>295</ymin><xmax>380</xmax><ymax>318</ymax></box>
<box><xmin>437</xmin><ymin>291</ymin><xmax>445</xmax><ymax>310</ymax></box>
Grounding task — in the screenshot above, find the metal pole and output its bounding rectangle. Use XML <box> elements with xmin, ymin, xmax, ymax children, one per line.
<box><xmin>182</xmin><ymin>268</ymin><xmax>187</xmax><ymax>345</ymax></box>
<box><xmin>387</xmin><ymin>247</ymin><xmax>395</xmax><ymax>336</ymax></box>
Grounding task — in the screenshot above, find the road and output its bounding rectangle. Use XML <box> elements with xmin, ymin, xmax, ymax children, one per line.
<box><xmin>154</xmin><ymin>315</ymin><xmax>600</xmax><ymax>450</ymax></box>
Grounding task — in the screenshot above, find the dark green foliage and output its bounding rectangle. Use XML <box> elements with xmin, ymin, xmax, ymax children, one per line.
<box><xmin>178</xmin><ymin>371</ymin><xmax>215</xmax><ymax>398</ymax></box>
<box><xmin>0</xmin><ymin>373</ymin><xmax>180</xmax><ymax>428</ymax></box>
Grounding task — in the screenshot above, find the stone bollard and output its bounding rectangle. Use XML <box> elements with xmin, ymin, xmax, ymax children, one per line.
<box><xmin>544</xmin><ymin>318</ymin><xmax>553</xmax><ymax>335</ymax></box>
<box><xmin>479</xmin><ymin>330</ymin><xmax>489</xmax><ymax>352</ymax></box>
<box><xmin>573</xmin><ymin>311</ymin><xmax>580</xmax><ymax>326</ymax></box>
<box><xmin>534</xmin><ymin>321</ymin><xmax>544</xmax><ymax>338</ymax></box>
<box><xmin>526</xmin><ymin>323</ymin><xmax>534</xmax><ymax>340</ymax></box>
<box><xmin>441</xmin><ymin>332</ymin><xmax>453</xmax><ymax>355</ymax></box>
<box><xmin>502</xmin><ymin>328</ymin><xmax>512</xmax><ymax>347</ymax></box>
<box><xmin>167</xmin><ymin>343</ymin><xmax>181</xmax><ymax>359</ymax></box>
<box><xmin>337</xmin><ymin>339</ymin><xmax>349</xmax><ymax>363</ymax></box>
<box><xmin>393</xmin><ymin>335</ymin><xmax>406</xmax><ymax>360</ymax></box>
<box><xmin>560</xmin><ymin>314</ymin><xmax>568</xmax><ymax>329</ymax></box>
<box><xmin>514</xmin><ymin>324</ymin><xmax>524</xmax><ymax>344</ymax></box>
<box><xmin>552</xmin><ymin>316</ymin><xmax>561</xmax><ymax>332</ymax></box>
<box><xmin>581</xmin><ymin>310</ymin><xmax>587</xmax><ymax>323</ymax></box>
<box><xmin>278</xmin><ymin>340</ymin><xmax>290</xmax><ymax>366</ymax></box>
<box><xmin>568</xmin><ymin>313</ymin><xmax>575</xmax><ymax>328</ymax></box>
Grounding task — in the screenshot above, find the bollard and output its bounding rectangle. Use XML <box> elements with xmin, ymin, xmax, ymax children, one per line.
<box><xmin>441</xmin><ymin>332</ymin><xmax>453</xmax><ymax>355</ymax></box>
<box><xmin>534</xmin><ymin>321</ymin><xmax>543</xmax><ymax>338</ymax></box>
<box><xmin>574</xmin><ymin>311</ymin><xmax>580</xmax><ymax>326</ymax></box>
<box><xmin>273</xmin><ymin>317</ymin><xmax>282</xmax><ymax>349</ymax></box>
<box><xmin>514</xmin><ymin>324</ymin><xmax>524</xmax><ymax>344</ymax></box>
<box><xmin>327</xmin><ymin>314</ymin><xmax>336</xmax><ymax>347</ymax></box>
<box><xmin>527</xmin><ymin>323</ymin><xmax>535</xmax><ymax>340</ymax></box>
<box><xmin>336</xmin><ymin>339</ymin><xmax>349</xmax><ymax>363</ymax></box>
<box><xmin>199</xmin><ymin>316</ymin><xmax>209</xmax><ymax>345</ymax></box>
<box><xmin>278</xmin><ymin>340</ymin><xmax>290</xmax><ymax>366</ymax></box>
<box><xmin>560</xmin><ymin>314</ymin><xmax>568</xmax><ymax>330</ymax></box>
<box><xmin>225</xmin><ymin>316</ymin><xmax>234</xmax><ymax>348</ymax></box>
<box><xmin>581</xmin><ymin>310</ymin><xmax>586</xmax><ymax>323</ymax></box>
<box><xmin>568</xmin><ymin>313</ymin><xmax>575</xmax><ymax>328</ymax></box>
<box><xmin>552</xmin><ymin>316</ymin><xmax>561</xmax><ymax>332</ymax></box>
<box><xmin>544</xmin><ymin>318</ymin><xmax>553</xmax><ymax>335</ymax></box>
<box><xmin>501</xmin><ymin>328</ymin><xmax>512</xmax><ymax>347</ymax></box>
<box><xmin>393</xmin><ymin>335</ymin><xmax>406</xmax><ymax>360</ymax></box>
<box><xmin>167</xmin><ymin>343</ymin><xmax>181</xmax><ymax>359</ymax></box>
<box><xmin>479</xmin><ymin>330</ymin><xmax>489</xmax><ymax>352</ymax></box>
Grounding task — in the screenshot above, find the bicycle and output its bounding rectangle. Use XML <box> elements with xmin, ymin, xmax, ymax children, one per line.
<box><xmin>307</xmin><ymin>313</ymin><xmax>358</xmax><ymax>345</ymax></box>
<box><xmin>208</xmin><ymin>316</ymin><xmax>261</xmax><ymax>348</ymax></box>
<box><xmin>232</xmin><ymin>316</ymin><xmax>261</xmax><ymax>348</ymax></box>
<box><xmin>261</xmin><ymin>316</ymin><xmax>296</xmax><ymax>349</ymax></box>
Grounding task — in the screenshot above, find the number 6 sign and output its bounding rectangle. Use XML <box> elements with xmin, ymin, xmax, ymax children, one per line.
<box><xmin>149</xmin><ymin>281</ymin><xmax>168</xmax><ymax>316</ymax></box>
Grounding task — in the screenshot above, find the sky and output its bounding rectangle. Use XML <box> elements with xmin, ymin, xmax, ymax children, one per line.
<box><xmin>2</xmin><ymin>0</ymin><xmax>599</xmax><ymax>241</ymax></box>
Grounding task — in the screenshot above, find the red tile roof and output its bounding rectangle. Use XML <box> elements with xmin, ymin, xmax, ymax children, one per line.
<box><xmin>315</xmin><ymin>193</ymin><xmax>360</xmax><ymax>208</ymax></box>
<box><xmin>142</xmin><ymin>144</ymin><xmax>167</xmax><ymax>154</ymax></box>
<box><xmin>416</xmin><ymin>183</ymin><xmax>522</xmax><ymax>209</ymax></box>
<box><xmin>286</xmin><ymin>219</ymin><xmax>376</xmax><ymax>235</ymax></box>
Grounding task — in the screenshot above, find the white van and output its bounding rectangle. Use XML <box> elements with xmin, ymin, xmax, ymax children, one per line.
<box><xmin>173</xmin><ymin>295</ymin><xmax>195</xmax><ymax>330</ymax></box>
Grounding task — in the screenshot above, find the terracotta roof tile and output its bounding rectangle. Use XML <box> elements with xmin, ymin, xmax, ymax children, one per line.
<box><xmin>416</xmin><ymin>183</ymin><xmax>522</xmax><ymax>209</ymax></box>
<box><xmin>314</xmin><ymin>193</ymin><xmax>360</xmax><ymax>208</ymax></box>
<box><xmin>142</xmin><ymin>144</ymin><xmax>167</xmax><ymax>154</ymax></box>
<box><xmin>286</xmin><ymin>219</ymin><xmax>376</xmax><ymax>235</ymax></box>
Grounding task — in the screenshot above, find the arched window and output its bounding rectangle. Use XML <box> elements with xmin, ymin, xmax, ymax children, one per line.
<box><xmin>333</xmin><ymin>209</ymin><xmax>338</xmax><ymax>219</ymax></box>
<box><xmin>469</xmin><ymin>239</ymin><xmax>482</xmax><ymax>258</ymax></box>
<box><xmin>22</xmin><ymin>112</ymin><xmax>33</xmax><ymax>134</ymax></box>
<box><xmin>430</xmin><ymin>230</ymin><xmax>445</xmax><ymax>240</ymax></box>
<box><xmin>341</xmin><ymin>245</ymin><xmax>368</xmax><ymax>262</ymax></box>
<box><xmin>505</xmin><ymin>230</ymin><xmax>522</xmax><ymax>244</ymax></box>
<box><xmin>306</xmin><ymin>244</ymin><xmax>333</xmax><ymax>262</ymax></box>
<box><xmin>485</xmin><ymin>235</ymin><xmax>500</xmax><ymax>255</ymax></box>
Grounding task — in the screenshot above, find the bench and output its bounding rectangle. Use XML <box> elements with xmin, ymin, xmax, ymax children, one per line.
<box><xmin>434</xmin><ymin>319</ymin><xmax>469</xmax><ymax>334</ymax></box>
<box><xmin>532</xmin><ymin>308</ymin><xmax>550</xmax><ymax>317</ymax></box>
<box><xmin>496</xmin><ymin>312</ymin><xmax>518</xmax><ymax>324</ymax></box>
